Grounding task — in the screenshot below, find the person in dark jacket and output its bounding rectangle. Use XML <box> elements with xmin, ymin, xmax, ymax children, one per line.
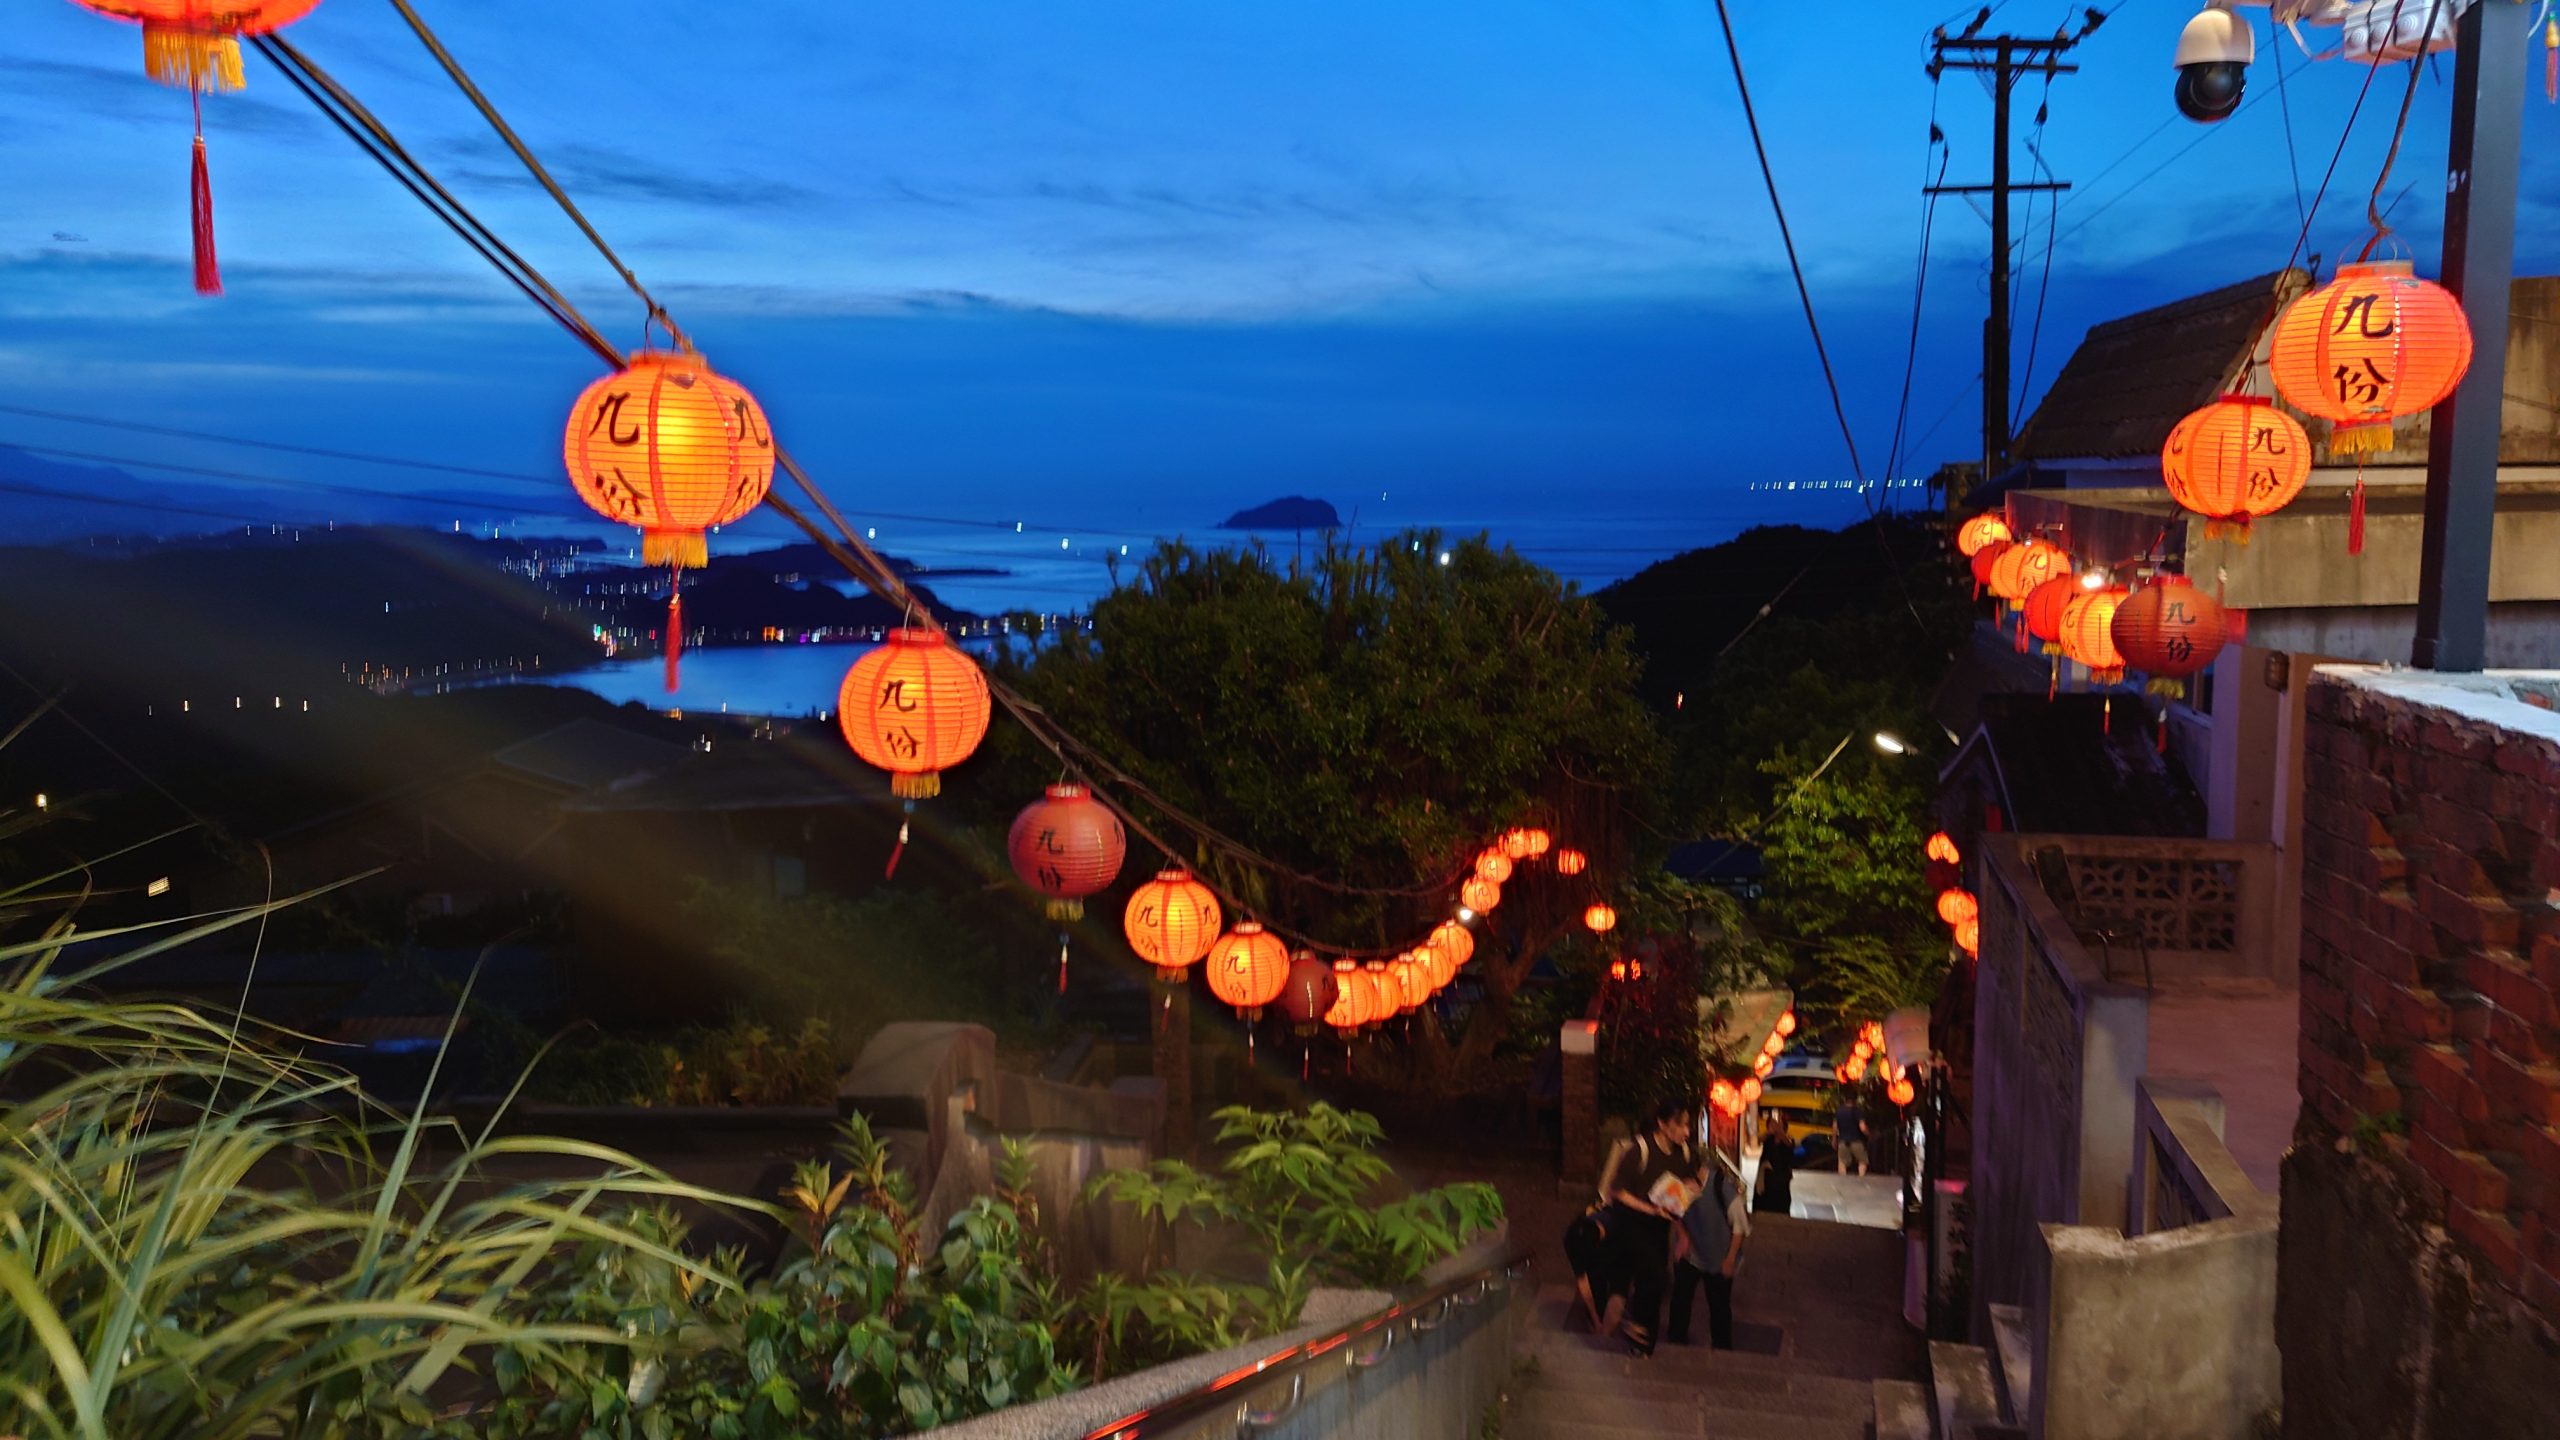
<box><xmin>1606</xmin><ymin>1100</ymin><xmax>1699</xmax><ymax>1356</ymax></box>
<box><xmin>1753</xmin><ymin>1109</ymin><xmax>1795</xmax><ymax>1214</ymax></box>
<box><xmin>1670</xmin><ymin>1151</ymin><xmax>1750</xmax><ymax>1348</ymax></box>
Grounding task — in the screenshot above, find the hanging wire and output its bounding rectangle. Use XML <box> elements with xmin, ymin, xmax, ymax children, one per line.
<box><xmin>2358</xmin><ymin>0</ymin><xmax>2454</xmax><ymax>261</ymax></box>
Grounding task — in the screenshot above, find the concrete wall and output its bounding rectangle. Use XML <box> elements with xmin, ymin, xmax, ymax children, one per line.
<box><xmin>1970</xmin><ymin>839</ymin><xmax>2151</xmax><ymax>1340</ymax></box>
<box><xmin>2284</xmin><ymin>668</ymin><xmax>2560</xmax><ymax>1438</ymax></box>
<box><xmin>2031</xmin><ymin>1216</ymin><xmax>2280</xmax><ymax>1440</ymax></box>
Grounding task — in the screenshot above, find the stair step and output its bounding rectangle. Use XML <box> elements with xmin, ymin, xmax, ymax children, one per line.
<box><xmin>1698</xmin><ymin>1403</ymin><xmax>1870</xmax><ymax>1440</ymax></box>
<box><xmin>1508</xmin><ymin>1422</ymin><xmax>1700</xmax><ymax>1440</ymax></box>
<box><xmin>1987</xmin><ymin>1302</ymin><xmax>2035</xmax><ymax>1426</ymax></box>
<box><xmin>1872</xmin><ymin>1379</ymin><xmax>1932</xmax><ymax>1440</ymax></box>
<box><xmin>1523</xmin><ymin>1362</ymin><xmax>1871</xmax><ymax>1418</ymax></box>
<box><xmin>1929</xmin><ymin>1340</ymin><xmax>2007</xmax><ymax>1436</ymax></box>
<box><xmin>1515</xmin><ymin>1389</ymin><xmax>1697</xmax><ymax>1435</ymax></box>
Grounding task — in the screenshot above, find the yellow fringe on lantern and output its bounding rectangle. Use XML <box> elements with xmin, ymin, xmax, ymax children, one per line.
<box><xmin>1045</xmin><ymin>898</ymin><xmax>1084</xmax><ymax>922</ymax></box>
<box><xmin>2328</xmin><ymin>420</ymin><xmax>2396</xmax><ymax>456</ymax></box>
<box><xmin>2144</xmin><ymin>678</ymin><xmax>2188</xmax><ymax>700</ymax></box>
<box><xmin>892</xmin><ymin>771</ymin><xmax>941</xmax><ymax>800</ymax></box>
<box><xmin>143</xmin><ymin>27</ymin><xmax>246</xmax><ymax>92</ymax></box>
<box><xmin>2202</xmin><ymin>518</ymin><xmax>2256</xmax><ymax>546</ymax></box>
<box><xmin>642</xmin><ymin>530</ymin><xmax>710</xmax><ymax>568</ymax></box>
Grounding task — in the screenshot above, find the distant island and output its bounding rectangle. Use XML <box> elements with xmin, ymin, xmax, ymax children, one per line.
<box><xmin>1218</xmin><ymin>496</ymin><xmax>1340</xmax><ymax>531</ymax></box>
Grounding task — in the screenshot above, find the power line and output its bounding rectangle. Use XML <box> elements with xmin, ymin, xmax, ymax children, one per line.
<box><xmin>0</xmin><ymin>403</ymin><xmax>555</xmax><ymax>486</ymax></box>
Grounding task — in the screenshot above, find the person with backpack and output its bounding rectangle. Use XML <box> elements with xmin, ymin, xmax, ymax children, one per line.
<box><xmin>1602</xmin><ymin>1099</ymin><xmax>1699</xmax><ymax>1357</ymax></box>
<box><xmin>1671</xmin><ymin>1146</ymin><xmax>1750</xmax><ymax>1349</ymax></box>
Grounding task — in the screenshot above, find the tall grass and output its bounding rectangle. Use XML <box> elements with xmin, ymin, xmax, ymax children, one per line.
<box><xmin>0</xmin><ymin>883</ymin><xmax>766</xmax><ymax>1439</ymax></box>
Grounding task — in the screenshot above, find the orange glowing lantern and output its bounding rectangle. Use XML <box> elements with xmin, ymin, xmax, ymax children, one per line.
<box><xmin>1428</xmin><ymin>919</ymin><xmax>1475</xmax><ymax>971</ymax></box>
<box><xmin>1007</xmin><ymin>785</ymin><xmax>1125</xmax><ymax>920</ymax></box>
<box><xmin>1753</xmin><ymin>1053</ymin><xmax>1775</xmax><ymax>1078</ymax></box>
<box><xmin>1776</xmin><ymin>1009</ymin><xmax>1798</xmax><ymax>1036</ymax></box>
<box><xmin>838</xmin><ymin>628</ymin><xmax>991</xmax><ymax>798</ymax></box>
<box><xmin>1936</xmin><ymin>888</ymin><xmax>1979</xmax><ymax>928</ymax></box>
<box><xmin>1323</xmin><ymin>958</ymin><xmax>1371</xmax><ymax>1033</ymax></box>
<box><xmin>1205</xmin><ymin>922</ymin><xmax>1290</xmax><ymax>1019</ymax></box>
<box><xmin>1888</xmin><ymin>1078</ymin><xmax>1917</xmax><ymax>1107</ymax></box>
<box><xmin>1583</xmin><ymin>904</ymin><xmax>1617</xmax><ymax>935</ymax></box>
<box><xmin>1956</xmin><ymin>513</ymin><xmax>2012</xmax><ymax>557</ymax></box>
<box><xmin>2111</xmin><ymin>574</ymin><xmax>2230</xmax><ymax>699</ymax></box>
<box><xmin>1124</xmin><ymin>868</ymin><xmax>1221</xmax><ymax>980</ymax></box>
<box><xmin>1523</xmin><ymin>829</ymin><xmax>1552</xmax><ymax>858</ymax></box>
<box><xmin>2060</xmin><ymin>587</ymin><xmax>2130</xmax><ymax>684</ymax></box>
<box><xmin>565</xmin><ymin>351</ymin><xmax>777</xmax><ymax>570</ymax></box>
<box><xmin>1280</xmin><ymin>952</ymin><xmax>1338</xmax><ymax>1029</ymax></box>
<box><xmin>1389</xmin><ymin>955</ymin><xmax>1428</xmax><ymax>1012</ymax></box>
<box><xmin>1955</xmin><ymin>916</ymin><xmax>1981</xmax><ymax>957</ymax></box>
<box><xmin>1609</xmin><ymin>959</ymin><xmax>1629</xmax><ymax>982</ymax></box>
<box><xmin>2161</xmin><ymin>396</ymin><xmax>2312</xmax><ymax>533</ymax></box>
<box><xmin>1420</xmin><ymin>940</ymin><xmax>1457</xmax><ymax>990</ymax></box>
<box><xmin>1989</xmin><ymin>540</ymin><xmax>2069</xmax><ymax>607</ymax></box>
<box><xmin>2268</xmin><ymin>261</ymin><xmax>2473</xmax><ymax>456</ymax></box>
<box><xmin>1709</xmin><ymin>1078</ymin><xmax>1736</xmax><ymax>1112</ymax></box>
<box><xmin>1462</xmin><ymin>877</ymin><xmax>1502</xmax><ymax>913</ymax></box>
<box><xmin>1762</xmin><ymin>1032</ymin><xmax>1785</xmax><ymax>1057</ymax></box>
<box><xmin>1739</xmin><ymin>1077</ymin><xmax>1763</xmax><ymax>1105</ymax></box>
<box><xmin>69</xmin><ymin>0</ymin><xmax>329</xmax><ymax>293</ymax></box>
<box><xmin>1852</xmin><ymin>1039</ymin><xmax>1873</xmax><ymax>1062</ymax></box>
<box><xmin>1924</xmin><ymin>832</ymin><xmax>1961</xmax><ymax>866</ymax></box>
<box><xmin>1499</xmin><ymin>829</ymin><xmax>1536</xmax><ymax>861</ymax></box>
<box><xmin>1361</xmin><ymin>961</ymin><xmax>1400</xmax><ymax>1025</ymax></box>
<box><xmin>1555</xmin><ymin>848</ymin><xmax>1588</xmax><ymax>876</ymax></box>
<box><xmin>1474</xmin><ymin>850</ymin><xmax>1514</xmax><ymax>884</ymax></box>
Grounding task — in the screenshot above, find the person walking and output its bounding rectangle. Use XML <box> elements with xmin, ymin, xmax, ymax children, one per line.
<box><xmin>1753</xmin><ymin>1109</ymin><xmax>1795</xmax><ymax>1215</ymax></box>
<box><xmin>1670</xmin><ymin>1146</ymin><xmax>1748</xmax><ymax>1349</ymax></box>
<box><xmin>1835</xmin><ymin>1091</ymin><xmax>1869</xmax><ymax>1176</ymax></box>
<box><xmin>1605</xmin><ymin>1099</ymin><xmax>1698</xmax><ymax>1357</ymax></box>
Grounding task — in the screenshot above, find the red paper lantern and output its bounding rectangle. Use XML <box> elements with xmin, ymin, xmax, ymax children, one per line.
<box><xmin>1280</xmin><ymin>952</ymin><xmax>1338</xmax><ymax>1028</ymax></box>
<box><xmin>1555</xmin><ymin>848</ymin><xmax>1588</xmax><ymax>876</ymax></box>
<box><xmin>1956</xmin><ymin>513</ymin><xmax>2012</xmax><ymax>557</ymax></box>
<box><xmin>69</xmin><ymin>0</ymin><xmax>329</xmax><ymax>293</ymax></box>
<box><xmin>1970</xmin><ymin>539</ymin><xmax>2014</xmax><ymax>593</ymax></box>
<box><xmin>1924</xmin><ymin>832</ymin><xmax>1961</xmax><ymax>865</ymax></box>
<box><xmin>1583</xmin><ymin>904</ymin><xmax>1617</xmax><ymax>935</ymax></box>
<box><xmin>2111</xmin><ymin>574</ymin><xmax>2230</xmax><ymax>699</ymax></box>
<box><xmin>1888</xmin><ymin>1078</ymin><xmax>1917</xmax><ymax>1107</ymax></box>
<box><xmin>2023</xmin><ymin>576</ymin><xmax>2078</xmax><ymax>652</ymax></box>
<box><xmin>1610</xmin><ymin>958</ymin><xmax>1630</xmax><ymax>982</ymax></box>
<box><xmin>1523</xmin><ymin>829</ymin><xmax>1552</xmax><ymax>858</ymax></box>
<box><xmin>2268</xmin><ymin>261</ymin><xmax>2473</xmax><ymax>456</ymax></box>
<box><xmin>1474</xmin><ymin>850</ymin><xmax>1514</xmax><ymax>884</ymax></box>
<box><xmin>1419</xmin><ymin>941</ymin><xmax>1457</xmax><ymax>990</ymax></box>
<box><xmin>1462</xmin><ymin>877</ymin><xmax>1502</xmax><ymax>913</ymax></box>
<box><xmin>1776</xmin><ymin>1009</ymin><xmax>1797</xmax><ymax>1036</ymax></box>
<box><xmin>1323</xmin><ymin>958</ymin><xmax>1371</xmax><ymax>1032</ymax></box>
<box><xmin>1852</xmin><ymin>1039</ymin><xmax>1873</xmax><ymax>1061</ymax></box>
<box><xmin>2060</xmin><ymin>587</ymin><xmax>2130</xmax><ymax>684</ymax></box>
<box><xmin>1124</xmin><ymin>868</ymin><xmax>1221</xmax><ymax>979</ymax></box>
<box><xmin>1361</xmin><ymin>961</ymin><xmax>1400</xmax><ymax>1025</ymax></box>
<box><xmin>1428</xmin><ymin>919</ymin><xmax>1476</xmax><ymax>971</ymax></box>
<box><xmin>1206</xmin><ymin>922</ymin><xmax>1291</xmax><ymax>1019</ymax></box>
<box><xmin>1761</xmin><ymin>1032</ymin><xmax>1784</xmax><ymax>1058</ymax></box>
<box><xmin>2161</xmin><ymin>395</ymin><xmax>2313</xmax><ymax>531</ymax></box>
<box><xmin>1739</xmin><ymin>1077</ymin><xmax>1763</xmax><ymax>1105</ymax></box>
<box><xmin>565</xmin><ymin>350</ymin><xmax>777</xmax><ymax>569</ymax></box>
<box><xmin>838</xmin><ymin>628</ymin><xmax>991</xmax><ymax>799</ymax></box>
<box><xmin>1753</xmin><ymin>1053</ymin><xmax>1776</xmax><ymax>1078</ymax></box>
<box><xmin>1389</xmin><ymin>955</ymin><xmax>1428</xmax><ymax>1012</ymax></box>
<box><xmin>1936</xmin><ymin>888</ymin><xmax>1979</xmax><ymax>927</ymax></box>
<box><xmin>1955</xmin><ymin>916</ymin><xmax>1981</xmax><ymax>958</ymax></box>
<box><xmin>1499</xmin><ymin>829</ymin><xmax>1536</xmax><ymax>861</ymax></box>
<box><xmin>1007</xmin><ymin>785</ymin><xmax>1126</xmax><ymax>920</ymax></box>
<box><xmin>1989</xmin><ymin>540</ymin><xmax>2069</xmax><ymax>606</ymax></box>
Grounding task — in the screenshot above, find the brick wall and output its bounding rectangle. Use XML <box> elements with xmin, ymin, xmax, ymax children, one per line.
<box><xmin>2285</xmin><ymin>669</ymin><xmax>2560</xmax><ymax>1436</ymax></box>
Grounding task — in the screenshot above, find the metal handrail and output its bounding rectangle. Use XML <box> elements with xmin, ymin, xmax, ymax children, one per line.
<box><xmin>1077</xmin><ymin>1246</ymin><xmax>1531</xmax><ymax>1440</ymax></box>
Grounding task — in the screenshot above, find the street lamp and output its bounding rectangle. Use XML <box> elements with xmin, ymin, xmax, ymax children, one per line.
<box><xmin>1873</xmin><ymin>732</ymin><xmax>1910</xmax><ymax>756</ymax></box>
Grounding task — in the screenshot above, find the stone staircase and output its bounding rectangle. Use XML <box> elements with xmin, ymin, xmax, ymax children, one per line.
<box><xmin>1502</xmin><ymin>1215</ymin><xmax>2039</xmax><ymax>1440</ymax></box>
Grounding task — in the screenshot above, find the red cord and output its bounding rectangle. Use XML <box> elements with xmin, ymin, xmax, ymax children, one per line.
<box><xmin>190</xmin><ymin>89</ymin><xmax>220</xmax><ymax>295</ymax></box>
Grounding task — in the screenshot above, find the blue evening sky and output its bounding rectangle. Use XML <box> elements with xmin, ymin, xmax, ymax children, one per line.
<box><xmin>3</xmin><ymin>0</ymin><xmax>2549</xmax><ymax>594</ymax></box>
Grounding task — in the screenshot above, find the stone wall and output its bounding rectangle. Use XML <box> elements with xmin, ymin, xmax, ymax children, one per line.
<box><xmin>2283</xmin><ymin>668</ymin><xmax>2560</xmax><ymax>1437</ymax></box>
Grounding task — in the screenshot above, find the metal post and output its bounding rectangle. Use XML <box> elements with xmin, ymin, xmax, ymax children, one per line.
<box><xmin>1986</xmin><ymin>39</ymin><xmax>2014</xmax><ymax>482</ymax></box>
<box><xmin>2411</xmin><ymin>0</ymin><xmax>2527</xmax><ymax>672</ymax></box>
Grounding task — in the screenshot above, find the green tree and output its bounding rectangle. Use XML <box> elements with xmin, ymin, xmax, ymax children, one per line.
<box><xmin>1003</xmin><ymin>534</ymin><xmax>1664</xmax><ymax>1084</ymax></box>
<box><xmin>1755</xmin><ymin>747</ymin><xmax>1952</xmax><ymax>1024</ymax></box>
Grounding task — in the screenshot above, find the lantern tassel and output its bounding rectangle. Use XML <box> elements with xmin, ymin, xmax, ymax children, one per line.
<box><xmin>190</xmin><ymin>130</ymin><xmax>220</xmax><ymax>296</ymax></box>
<box><xmin>1302</xmin><ymin>1042</ymin><xmax>1310</xmax><ymax>1081</ymax></box>
<box><xmin>146</xmin><ymin>26</ymin><xmax>245</xmax><ymax>91</ymax></box>
<box><xmin>2348</xmin><ymin>472</ymin><xmax>2368</xmax><ymax>557</ymax></box>
<box><xmin>2545</xmin><ymin>16</ymin><xmax>2556</xmax><ymax>104</ymax></box>
<box><xmin>884</xmin><ymin>803</ymin><xmax>912</xmax><ymax>879</ymax></box>
<box><xmin>2103</xmin><ymin>694</ymin><xmax>2113</xmax><ymax>735</ymax></box>
<box><xmin>663</xmin><ymin>583</ymin><xmax>683</xmax><ymax>694</ymax></box>
<box><xmin>1057</xmin><ymin>934</ymin><xmax>1069</xmax><ymax>995</ymax></box>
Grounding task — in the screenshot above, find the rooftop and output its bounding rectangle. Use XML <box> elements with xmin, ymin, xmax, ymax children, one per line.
<box><xmin>2012</xmin><ymin>269</ymin><xmax>2304</xmax><ymax>464</ymax></box>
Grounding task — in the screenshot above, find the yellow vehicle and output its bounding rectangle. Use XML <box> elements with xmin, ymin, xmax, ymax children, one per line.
<box><xmin>1754</xmin><ymin>1073</ymin><xmax>1838</xmax><ymax>1155</ymax></box>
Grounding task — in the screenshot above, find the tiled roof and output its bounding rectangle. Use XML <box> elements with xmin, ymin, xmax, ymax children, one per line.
<box><xmin>2012</xmin><ymin>269</ymin><xmax>2307</xmax><ymax>462</ymax></box>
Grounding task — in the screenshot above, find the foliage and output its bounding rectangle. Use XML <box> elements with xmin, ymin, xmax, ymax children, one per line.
<box><xmin>485</xmin><ymin>1116</ymin><xmax>1077</xmax><ymax>1440</ymax></box>
<box><xmin>1002</xmin><ymin>534</ymin><xmax>1665</xmax><ymax>1080</ymax></box>
<box><xmin>1807</xmin><ymin>933</ymin><xmax>1950</xmax><ymax>1026</ymax></box>
<box><xmin>512</xmin><ymin>1016</ymin><xmax>839</xmax><ymax>1108</ymax></box>
<box><xmin>1066</xmin><ymin>1104</ymin><xmax>1503</xmax><ymax>1380</ymax></box>
<box><xmin>0</xmin><ymin>888</ymin><xmax>754</xmax><ymax>1440</ymax></box>
<box><xmin>1755</xmin><ymin>750</ymin><xmax>1953</xmax><ymax>1023</ymax></box>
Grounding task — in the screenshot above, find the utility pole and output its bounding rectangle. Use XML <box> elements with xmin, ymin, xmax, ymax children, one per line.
<box><xmin>2411</xmin><ymin>0</ymin><xmax>2529</xmax><ymax>672</ymax></box>
<box><xmin>1927</xmin><ymin>28</ymin><xmax>2078</xmax><ymax>483</ymax></box>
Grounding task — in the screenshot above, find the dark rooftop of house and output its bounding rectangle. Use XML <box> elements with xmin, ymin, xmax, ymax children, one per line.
<box><xmin>492</xmin><ymin>719</ymin><xmax>685</xmax><ymax>793</ymax></box>
<box><xmin>1950</xmin><ymin>692</ymin><xmax>2205</xmax><ymax>838</ymax></box>
<box><xmin>2010</xmin><ymin>268</ymin><xmax>2305</xmax><ymax>463</ymax></box>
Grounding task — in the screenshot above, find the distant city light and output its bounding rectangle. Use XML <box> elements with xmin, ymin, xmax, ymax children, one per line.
<box><xmin>1015</xmin><ymin>521</ymin><xmax>1024</xmax><ymax>533</ymax></box>
<box><xmin>146</xmin><ymin>877</ymin><xmax>170</xmax><ymax>898</ymax></box>
<box><xmin>1060</xmin><ymin>538</ymin><xmax>1070</xmax><ymax>550</ymax></box>
<box><xmin>1436</xmin><ymin>551</ymin><xmax>1451</xmax><ymax>566</ymax></box>
<box><xmin>33</xmin><ymin>794</ymin><xmax>46</xmax><ymax>811</ymax></box>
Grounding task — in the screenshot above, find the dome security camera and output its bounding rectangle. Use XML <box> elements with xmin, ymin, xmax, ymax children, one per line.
<box><xmin>2173</xmin><ymin>4</ymin><xmax>2255</xmax><ymax>123</ymax></box>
